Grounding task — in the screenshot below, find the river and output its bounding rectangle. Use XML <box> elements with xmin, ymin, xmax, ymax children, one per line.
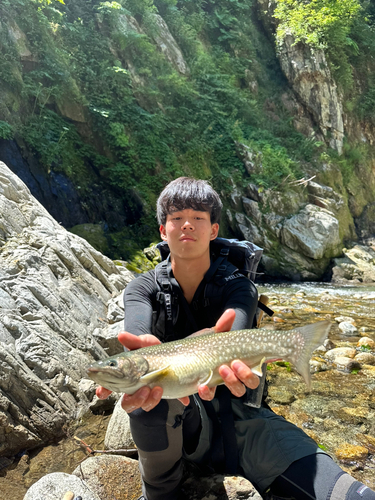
<box><xmin>1</xmin><ymin>282</ymin><xmax>375</xmax><ymax>498</ymax></box>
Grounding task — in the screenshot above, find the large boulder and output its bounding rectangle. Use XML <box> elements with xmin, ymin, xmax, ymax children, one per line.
<box><xmin>280</xmin><ymin>204</ymin><xmax>341</xmax><ymax>260</ymax></box>
<box><xmin>0</xmin><ymin>161</ymin><xmax>134</xmax><ymax>457</ymax></box>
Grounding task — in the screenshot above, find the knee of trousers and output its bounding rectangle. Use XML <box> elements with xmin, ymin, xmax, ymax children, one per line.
<box><xmin>330</xmin><ymin>473</ymin><xmax>375</xmax><ymax>500</ymax></box>
<box><xmin>129</xmin><ymin>400</ymin><xmax>185</xmax><ymax>452</ymax></box>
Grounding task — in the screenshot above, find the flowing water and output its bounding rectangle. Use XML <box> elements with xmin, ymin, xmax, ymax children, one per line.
<box><xmin>1</xmin><ymin>282</ymin><xmax>375</xmax><ymax>498</ymax></box>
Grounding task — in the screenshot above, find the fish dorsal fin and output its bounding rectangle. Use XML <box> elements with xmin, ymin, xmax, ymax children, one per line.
<box><xmin>187</xmin><ymin>327</ymin><xmax>215</xmax><ymax>339</ymax></box>
<box><xmin>140</xmin><ymin>365</ymin><xmax>171</xmax><ymax>384</ymax></box>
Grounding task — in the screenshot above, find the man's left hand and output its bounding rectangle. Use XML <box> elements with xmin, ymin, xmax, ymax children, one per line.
<box><xmin>198</xmin><ymin>309</ymin><xmax>260</xmax><ymax>401</ymax></box>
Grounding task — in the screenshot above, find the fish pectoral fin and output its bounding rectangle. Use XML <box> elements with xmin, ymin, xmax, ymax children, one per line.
<box><xmin>200</xmin><ymin>369</ymin><xmax>214</xmax><ymax>386</ymax></box>
<box><xmin>140</xmin><ymin>365</ymin><xmax>171</xmax><ymax>384</ymax></box>
<box><xmin>251</xmin><ymin>357</ymin><xmax>266</xmax><ymax>377</ymax></box>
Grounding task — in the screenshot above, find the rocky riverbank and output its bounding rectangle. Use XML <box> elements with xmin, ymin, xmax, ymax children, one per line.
<box><xmin>1</xmin><ymin>162</ymin><xmax>375</xmax><ymax>498</ymax></box>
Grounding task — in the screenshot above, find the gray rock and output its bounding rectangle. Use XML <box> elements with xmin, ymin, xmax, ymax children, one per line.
<box><xmin>277</xmin><ymin>34</ymin><xmax>344</xmax><ymax>153</ymax></box>
<box><xmin>307</xmin><ymin>181</ymin><xmax>344</xmax><ymax>212</ymax></box>
<box><xmin>73</xmin><ymin>455</ymin><xmax>142</xmax><ymax>499</ymax></box>
<box><xmin>150</xmin><ymin>14</ymin><xmax>190</xmax><ymax>75</ymax></box>
<box><xmin>242</xmin><ymin>198</ymin><xmax>263</xmax><ymax>225</ymax></box>
<box><xmin>280</xmin><ymin>204</ymin><xmax>341</xmax><ymax>260</ymax></box>
<box><xmin>104</xmin><ymin>398</ymin><xmax>135</xmax><ymax>451</ymax></box>
<box><xmin>23</xmin><ymin>472</ymin><xmax>101</xmax><ymax>500</ymax></box>
<box><xmin>235</xmin><ymin>142</ymin><xmax>259</xmax><ymax>175</ymax></box>
<box><xmin>0</xmin><ymin>161</ymin><xmax>134</xmax><ymax>456</ymax></box>
<box><xmin>338</xmin><ymin>322</ymin><xmax>358</xmax><ymax>336</ymax></box>
<box><xmin>332</xmin><ymin>245</ymin><xmax>375</xmax><ymax>283</ymax></box>
<box><xmin>92</xmin><ymin>321</ymin><xmax>124</xmax><ymax>356</ymax></box>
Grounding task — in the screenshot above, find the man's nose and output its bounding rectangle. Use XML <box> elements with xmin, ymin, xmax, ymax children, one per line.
<box><xmin>181</xmin><ymin>219</ymin><xmax>194</xmax><ymax>230</ymax></box>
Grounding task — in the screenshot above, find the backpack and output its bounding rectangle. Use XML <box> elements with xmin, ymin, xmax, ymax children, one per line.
<box><xmin>154</xmin><ymin>237</ymin><xmax>273</xmax><ymax>340</ymax></box>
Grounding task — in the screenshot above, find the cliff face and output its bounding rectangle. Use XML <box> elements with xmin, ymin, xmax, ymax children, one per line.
<box><xmin>0</xmin><ymin>160</ymin><xmax>133</xmax><ymax>456</ymax></box>
<box><xmin>0</xmin><ymin>0</ymin><xmax>374</xmax><ymax>280</ymax></box>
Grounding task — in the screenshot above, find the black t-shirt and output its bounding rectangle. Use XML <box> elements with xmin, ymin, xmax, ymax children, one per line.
<box><xmin>124</xmin><ymin>260</ymin><xmax>258</xmax><ymax>340</ymax></box>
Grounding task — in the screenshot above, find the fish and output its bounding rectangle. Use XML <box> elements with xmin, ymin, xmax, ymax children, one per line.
<box><xmin>87</xmin><ymin>320</ymin><xmax>331</xmax><ymax>399</ymax></box>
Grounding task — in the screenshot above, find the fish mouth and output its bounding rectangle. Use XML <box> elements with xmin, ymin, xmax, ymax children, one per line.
<box><xmin>87</xmin><ymin>366</ymin><xmax>125</xmax><ymax>379</ymax></box>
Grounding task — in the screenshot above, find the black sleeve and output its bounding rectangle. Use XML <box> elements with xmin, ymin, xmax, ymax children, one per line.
<box><xmin>220</xmin><ymin>277</ymin><xmax>258</xmax><ymax>330</ymax></box>
<box><xmin>123</xmin><ymin>271</ymin><xmax>157</xmax><ymax>336</ymax></box>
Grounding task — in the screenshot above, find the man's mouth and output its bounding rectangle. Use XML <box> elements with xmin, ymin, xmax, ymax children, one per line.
<box><xmin>180</xmin><ymin>236</ymin><xmax>196</xmax><ymax>241</ymax></box>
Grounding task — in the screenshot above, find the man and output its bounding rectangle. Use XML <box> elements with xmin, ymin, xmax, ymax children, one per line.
<box><xmin>98</xmin><ymin>177</ymin><xmax>375</xmax><ymax>500</ymax></box>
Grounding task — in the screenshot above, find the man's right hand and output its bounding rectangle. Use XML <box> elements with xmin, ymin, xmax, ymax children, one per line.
<box><xmin>95</xmin><ymin>332</ymin><xmax>190</xmax><ymax>413</ymax></box>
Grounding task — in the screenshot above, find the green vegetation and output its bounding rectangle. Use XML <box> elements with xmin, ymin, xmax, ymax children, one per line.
<box><xmin>0</xmin><ymin>0</ymin><xmax>375</xmax><ymax>259</ymax></box>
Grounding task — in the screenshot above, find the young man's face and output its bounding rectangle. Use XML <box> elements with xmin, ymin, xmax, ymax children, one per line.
<box><xmin>160</xmin><ymin>209</ymin><xmax>219</xmax><ymax>261</ymax></box>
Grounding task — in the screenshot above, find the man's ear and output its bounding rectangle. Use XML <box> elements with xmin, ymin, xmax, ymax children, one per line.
<box><xmin>160</xmin><ymin>225</ymin><xmax>168</xmax><ymax>241</ymax></box>
<box><xmin>210</xmin><ymin>223</ymin><xmax>219</xmax><ymax>240</ymax></box>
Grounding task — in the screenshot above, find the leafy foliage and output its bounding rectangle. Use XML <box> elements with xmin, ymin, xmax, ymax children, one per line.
<box><xmin>274</xmin><ymin>0</ymin><xmax>362</xmax><ymax>91</ymax></box>
<box><xmin>0</xmin><ymin>0</ymin><xmax>375</xmax><ymax>258</ymax></box>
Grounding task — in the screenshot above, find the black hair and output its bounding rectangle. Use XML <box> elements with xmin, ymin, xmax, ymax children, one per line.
<box><xmin>156</xmin><ymin>177</ymin><xmax>223</xmax><ymax>225</ymax></box>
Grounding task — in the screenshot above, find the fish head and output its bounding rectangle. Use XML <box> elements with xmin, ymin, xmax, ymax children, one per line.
<box><xmin>87</xmin><ymin>352</ymin><xmax>149</xmax><ymax>392</ymax></box>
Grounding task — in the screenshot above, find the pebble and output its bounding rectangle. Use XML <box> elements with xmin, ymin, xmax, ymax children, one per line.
<box><xmin>62</xmin><ymin>493</ymin><xmax>74</xmax><ymax>500</ymax></box>
<box><xmin>357</xmin><ymin>337</ymin><xmax>375</xmax><ymax>349</ymax></box>
<box><xmin>338</xmin><ymin>322</ymin><xmax>358</xmax><ymax>335</ymax></box>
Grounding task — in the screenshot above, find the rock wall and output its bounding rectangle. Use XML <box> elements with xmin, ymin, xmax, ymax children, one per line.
<box><xmin>0</xmin><ymin>162</ymin><xmax>134</xmax><ymax>457</ymax></box>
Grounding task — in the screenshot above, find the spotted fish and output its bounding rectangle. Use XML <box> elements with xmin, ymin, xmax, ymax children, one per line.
<box><xmin>87</xmin><ymin>320</ymin><xmax>331</xmax><ymax>398</ymax></box>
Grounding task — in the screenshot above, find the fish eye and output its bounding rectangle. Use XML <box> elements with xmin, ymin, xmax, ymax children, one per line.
<box><xmin>107</xmin><ymin>360</ymin><xmax>117</xmax><ymax>367</ymax></box>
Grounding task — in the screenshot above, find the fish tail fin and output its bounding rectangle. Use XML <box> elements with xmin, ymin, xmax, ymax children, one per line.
<box><xmin>291</xmin><ymin>320</ymin><xmax>331</xmax><ymax>389</ymax></box>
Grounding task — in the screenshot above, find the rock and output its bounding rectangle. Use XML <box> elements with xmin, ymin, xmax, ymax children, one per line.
<box><xmin>0</xmin><ymin>162</ymin><xmax>134</xmax><ymax>456</ymax></box>
<box><xmin>357</xmin><ymin>337</ymin><xmax>375</xmax><ymax>350</ymax></box>
<box><xmin>181</xmin><ymin>470</ymin><xmax>262</xmax><ymax>500</ymax></box>
<box><xmin>245</xmin><ymin>183</ymin><xmax>262</xmax><ymax>202</ymax></box>
<box><xmin>325</xmin><ymin>347</ymin><xmax>356</xmax><ymax>361</ymax></box>
<box><xmin>23</xmin><ymin>472</ymin><xmax>101</xmax><ymax>500</ymax></box>
<box><xmin>92</xmin><ymin>321</ymin><xmax>123</xmax><ymax>356</ymax></box>
<box><xmin>280</xmin><ymin>204</ymin><xmax>341</xmax><ymax>260</ymax></box>
<box><xmin>73</xmin><ymin>455</ymin><xmax>142</xmax><ymax>500</ymax></box>
<box><xmin>310</xmin><ymin>359</ymin><xmax>329</xmax><ymax>373</ymax></box>
<box><xmin>150</xmin><ymin>14</ymin><xmax>190</xmax><ymax>75</ymax></box>
<box><xmin>242</xmin><ymin>198</ymin><xmax>263</xmax><ymax>225</ymax></box>
<box><xmin>334</xmin><ymin>357</ymin><xmax>361</xmax><ymax>373</ymax></box>
<box><xmin>335</xmin><ymin>316</ymin><xmax>356</xmax><ymax>324</ymax></box>
<box><xmin>104</xmin><ymin>398</ymin><xmax>135</xmax><ymax>451</ymax></box>
<box><xmin>307</xmin><ymin>181</ymin><xmax>344</xmax><ymax>212</ymax></box>
<box><xmin>267</xmin><ymin>386</ymin><xmax>296</xmax><ymax>404</ymax></box>
<box><xmin>277</xmin><ymin>34</ymin><xmax>344</xmax><ymax>153</ymax></box>
<box><xmin>356</xmin><ymin>203</ymin><xmax>375</xmax><ymax>241</ymax></box>
<box><xmin>263</xmin><ymin>189</ymin><xmax>304</xmax><ymax>217</ymax></box>
<box><xmin>338</xmin><ymin>322</ymin><xmax>358</xmax><ymax>336</ymax></box>
<box><xmin>335</xmin><ymin>407</ymin><xmax>369</xmax><ymax>425</ymax></box>
<box><xmin>331</xmin><ymin>245</ymin><xmax>375</xmax><ymax>283</ymax></box>
<box><xmin>335</xmin><ymin>444</ymin><xmax>368</xmax><ymax>461</ymax></box>
<box><xmin>355</xmin><ymin>353</ymin><xmax>375</xmax><ymax>365</ymax></box>
<box><xmin>235</xmin><ymin>142</ymin><xmax>259</xmax><ymax>175</ymax></box>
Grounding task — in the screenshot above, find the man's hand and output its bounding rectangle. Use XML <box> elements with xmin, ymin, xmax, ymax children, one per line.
<box><xmin>197</xmin><ymin>309</ymin><xmax>260</xmax><ymax>401</ymax></box>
